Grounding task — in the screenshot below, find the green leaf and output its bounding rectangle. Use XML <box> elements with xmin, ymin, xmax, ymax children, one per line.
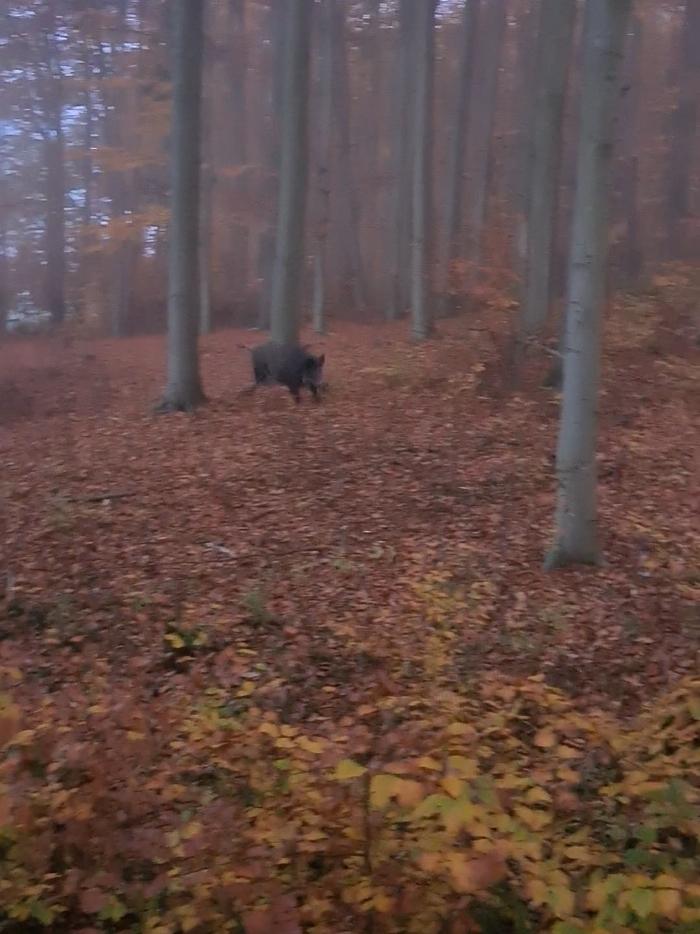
<box><xmin>628</xmin><ymin>887</ymin><xmax>654</xmax><ymax>919</ymax></box>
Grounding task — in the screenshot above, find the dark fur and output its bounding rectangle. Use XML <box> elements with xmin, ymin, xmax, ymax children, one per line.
<box><xmin>248</xmin><ymin>341</ymin><xmax>325</xmax><ymax>403</ymax></box>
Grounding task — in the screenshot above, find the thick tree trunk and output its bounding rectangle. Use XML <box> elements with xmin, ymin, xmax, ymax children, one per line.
<box><xmin>437</xmin><ymin>0</ymin><xmax>480</xmax><ymax>315</ymax></box>
<box><xmin>270</xmin><ymin>0</ymin><xmax>311</xmax><ymax>345</ymax></box>
<box><xmin>520</xmin><ymin>0</ymin><xmax>577</xmax><ymax>337</ymax></box>
<box><xmin>158</xmin><ymin>0</ymin><xmax>206</xmax><ymax>412</ymax></box>
<box><xmin>410</xmin><ymin>0</ymin><xmax>436</xmax><ymax>341</ymax></box>
<box><xmin>545</xmin><ymin>0</ymin><xmax>630</xmax><ymax>569</ymax></box>
<box><xmin>463</xmin><ymin>0</ymin><xmax>507</xmax><ymax>275</ymax></box>
<box><xmin>199</xmin><ymin>168</ymin><xmax>213</xmax><ymax>335</ymax></box>
<box><xmin>665</xmin><ymin>1</ymin><xmax>700</xmax><ymax>260</ymax></box>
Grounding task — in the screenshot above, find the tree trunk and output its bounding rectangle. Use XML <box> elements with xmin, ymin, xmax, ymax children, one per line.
<box><xmin>437</xmin><ymin>0</ymin><xmax>480</xmax><ymax>315</ymax></box>
<box><xmin>463</xmin><ymin>0</ymin><xmax>507</xmax><ymax>275</ymax></box>
<box><xmin>199</xmin><ymin>168</ymin><xmax>213</xmax><ymax>335</ymax></box>
<box><xmin>410</xmin><ymin>0</ymin><xmax>437</xmax><ymax>341</ymax></box>
<box><xmin>158</xmin><ymin>0</ymin><xmax>206</xmax><ymax>412</ymax></box>
<box><xmin>312</xmin><ymin>0</ymin><xmax>333</xmax><ymax>334</ymax></box>
<box><xmin>520</xmin><ymin>0</ymin><xmax>577</xmax><ymax>337</ymax></box>
<box><xmin>331</xmin><ymin>0</ymin><xmax>368</xmax><ymax>315</ymax></box>
<box><xmin>665</xmin><ymin>0</ymin><xmax>700</xmax><ymax>260</ymax></box>
<box><xmin>509</xmin><ymin>0</ymin><xmax>540</xmax><ymax>276</ymax></box>
<box><xmin>545</xmin><ymin>0</ymin><xmax>630</xmax><ymax>569</ymax></box>
<box><xmin>615</xmin><ymin>12</ymin><xmax>643</xmax><ymax>287</ymax></box>
<box><xmin>45</xmin><ymin>128</ymin><xmax>66</xmax><ymax>327</ymax></box>
<box><xmin>270</xmin><ymin>0</ymin><xmax>312</xmax><ymax>345</ymax></box>
<box><xmin>387</xmin><ymin>0</ymin><xmax>415</xmax><ymax>320</ymax></box>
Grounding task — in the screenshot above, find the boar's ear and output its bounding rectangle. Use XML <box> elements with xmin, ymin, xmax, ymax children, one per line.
<box><xmin>317</xmin><ymin>354</ymin><xmax>325</xmax><ymax>367</ymax></box>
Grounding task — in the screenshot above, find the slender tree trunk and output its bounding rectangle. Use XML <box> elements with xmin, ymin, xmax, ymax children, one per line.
<box><xmin>387</xmin><ymin>0</ymin><xmax>415</xmax><ymax>320</ymax></box>
<box><xmin>509</xmin><ymin>0</ymin><xmax>540</xmax><ymax>274</ymax></box>
<box><xmin>270</xmin><ymin>0</ymin><xmax>312</xmax><ymax>345</ymax></box>
<box><xmin>615</xmin><ymin>12</ymin><xmax>643</xmax><ymax>287</ymax></box>
<box><xmin>158</xmin><ymin>0</ymin><xmax>205</xmax><ymax>412</ymax></box>
<box><xmin>545</xmin><ymin>0</ymin><xmax>630</xmax><ymax>569</ymax></box>
<box><xmin>45</xmin><ymin>126</ymin><xmax>66</xmax><ymax>327</ymax></box>
<box><xmin>258</xmin><ymin>0</ymin><xmax>286</xmax><ymax>329</ymax></box>
<box><xmin>411</xmin><ymin>0</ymin><xmax>437</xmax><ymax>341</ymax></box>
<box><xmin>665</xmin><ymin>1</ymin><xmax>700</xmax><ymax>260</ymax></box>
<box><xmin>83</xmin><ymin>51</ymin><xmax>93</xmax><ymax>229</ymax></box>
<box><xmin>331</xmin><ymin>0</ymin><xmax>368</xmax><ymax>315</ymax></box>
<box><xmin>463</xmin><ymin>0</ymin><xmax>507</xmax><ymax>275</ymax></box>
<box><xmin>437</xmin><ymin>0</ymin><xmax>480</xmax><ymax>315</ymax></box>
<box><xmin>312</xmin><ymin>0</ymin><xmax>333</xmax><ymax>334</ymax></box>
<box><xmin>520</xmin><ymin>0</ymin><xmax>577</xmax><ymax>337</ymax></box>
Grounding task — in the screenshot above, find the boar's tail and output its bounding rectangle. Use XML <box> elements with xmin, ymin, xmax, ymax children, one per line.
<box><xmin>237</xmin><ymin>344</ymin><xmax>254</xmax><ymax>353</ymax></box>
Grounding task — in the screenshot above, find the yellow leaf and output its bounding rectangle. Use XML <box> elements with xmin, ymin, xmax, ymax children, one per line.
<box><xmin>446</xmin><ymin>722</ymin><xmax>477</xmax><ymax>738</ymax></box>
<box><xmin>515</xmin><ymin>806</ymin><xmax>552</xmax><ymax>831</ymax></box>
<box><xmin>556</xmin><ymin>745</ymin><xmax>581</xmax><ymax>759</ymax></box>
<box><xmin>297</xmin><ymin>736</ymin><xmax>325</xmax><ymax>754</ymax></box>
<box><xmin>259</xmin><ymin>722</ymin><xmax>278</xmax><ymax>737</ymax></box>
<box><xmin>525</xmin><ymin>786</ymin><xmax>552</xmax><ymax>805</ymax></box>
<box><xmin>549</xmin><ymin>885</ymin><xmax>575</xmax><ymax>918</ymax></box>
<box><xmin>164</xmin><ymin>633</ymin><xmax>185</xmax><ymax>649</ymax></box>
<box><xmin>447</xmin><ymin>755</ymin><xmax>479</xmax><ymax>779</ymax></box>
<box><xmin>557</xmin><ymin>767</ymin><xmax>580</xmax><ymax>783</ymax></box>
<box><xmin>563</xmin><ymin>845</ymin><xmax>595</xmax><ymax>864</ymax></box>
<box><xmin>416</xmin><ymin>756</ymin><xmax>442</xmax><ymax>772</ymax></box>
<box><xmin>372</xmin><ymin>891</ymin><xmax>394</xmax><ymax>913</ymax></box>
<box><xmin>333</xmin><ymin>759</ymin><xmax>367</xmax><ymax>781</ymax></box>
<box><xmin>395</xmin><ymin>779</ymin><xmax>424</xmax><ymax>807</ymax></box>
<box><xmin>534</xmin><ymin>729</ymin><xmax>557</xmax><ymax>749</ymax></box>
<box><xmin>237</xmin><ymin>681</ymin><xmax>256</xmax><ymax>697</ymax></box>
<box><xmin>417</xmin><ymin>852</ymin><xmax>443</xmax><ymax>873</ymax></box>
<box><xmin>181</xmin><ymin>821</ymin><xmax>202</xmax><ymax>840</ymax></box>
<box><xmin>655</xmin><ymin>888</ymin><xmax>681</xmax><ymax>917</ymax></box>
<box><xmin>370</xmin><ymin>773</ymin><xmax>400</xmax><ymax>808</ymax></box>
<box><xmin>441</xmin><ymin>775</ymin><xmax>464</xmax><ymax>799</ymax></box>
<box><xmin>527</xmin><ymin>878</ymin><xmax>549</xmax><ymax>906</ymax></box>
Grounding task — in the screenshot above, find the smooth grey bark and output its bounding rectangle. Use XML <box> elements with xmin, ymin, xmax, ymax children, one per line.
<box><xmin>45</xmin><ymin>125</ymin><xmax>66</xmax><ymax>327</ymax></box>
<box><xmin>387</xmin><ymin>0</ymin><xmax>416</xmax><ymax>320</ymax></box>
<box><xmin>509</xmin><ymin>0</ymin><xmax>540</xmax><ymax>274</ymax></box>
<box><xmin>82</xmin><ymin>50</ymin><xmax>93</xmax><ymax>229</ymax></box>
<box><xmin>158</xmin><ymin>0</ymin><xmax>205</xmax><ymax>412</ymax></box>
<box><xmin>311</xmin><ymin>0</ymin><xmax>333</xmax><ymax>334</ymax></box>
<box><xmin>545</xmin><ymin>0</ymin><xmax>631</xmax><ymax>569</ymax></box>
<box><xmin>437</xmin><ymin>0</ymin><xmax>480</xmax><ymax>315</ymax></box>
<box><xmin>615</xmin><ymin>13</ymin><xmax>643</xmax><ymax>286</ymax></box>
<box><xmin>199</xmin><ymin>168</ymin><xmax>213</xmax><ymax>335</ymax></box>
<box><xmin>269</xmin><ymin>0</ymin><xmax>312</xmax><ymax>345</ymax></box>
<box><xmin>43</xmin><ymin>4</ymin><xmax>66</xmax><ymax>328</ymax></box>
<box><xmin>463</xmin><ymin>0</ymin><xmax>507</xmax><ymax>273</ymax></box>
<box><xmin>330</xmin><ymin>0</ymin><xmax>368</xmax><ymax>315</ymax></box>
<box><xmin>520</xmin><ymin>0</ymin><xmax>577</xmax><ymax>337</ymax></box>
<box><xmin>410</xmin><ymin>0</ymin><xmax>437</xmax><ymax>341</ymax></box>
<box><xmin>229</xmin><ymin>0</ymin><xmax>249</xmax><ymax>296</ymax></box>
<box><xmin>665</xmin><ymin>0</ymin><xmax>700</xmax><ymax>259</ymax></box>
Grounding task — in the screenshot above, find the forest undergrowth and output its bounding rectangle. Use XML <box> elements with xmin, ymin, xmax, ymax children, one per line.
<box><xmin>0</xmin><ymin>285</ymin><xmax>698</xmax><ymax>932</ymax></box>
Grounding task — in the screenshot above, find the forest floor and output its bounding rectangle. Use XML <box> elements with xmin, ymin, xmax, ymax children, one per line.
<box><xmin>0</xmin><ymin>288</ymin><xmax>698</xmax><ymax>930</ymax></box>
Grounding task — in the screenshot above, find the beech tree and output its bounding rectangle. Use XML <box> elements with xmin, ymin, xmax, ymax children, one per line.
<box><xmin>546</xmin><ymin>0</ymin><xmax>631</xmax><ymax>569</ymax></box>
<box><xmin>158</xmin><ymin>0</ymin><xmax>206</xmax><ymax>412</ymax></box>
<box><xmin>410</xmin><ymin>0</ymin><xmax>437</xmax><ymax>341</ymax></box>
<box><xmin>520</xmin><ymin>0</ymin><xmax>577</xmax><ymax>340</ymax></box>
<box><xmin>269</xmin><ymin>0</ymin><xmax>312</xmax><ymax>345</ymax></box>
